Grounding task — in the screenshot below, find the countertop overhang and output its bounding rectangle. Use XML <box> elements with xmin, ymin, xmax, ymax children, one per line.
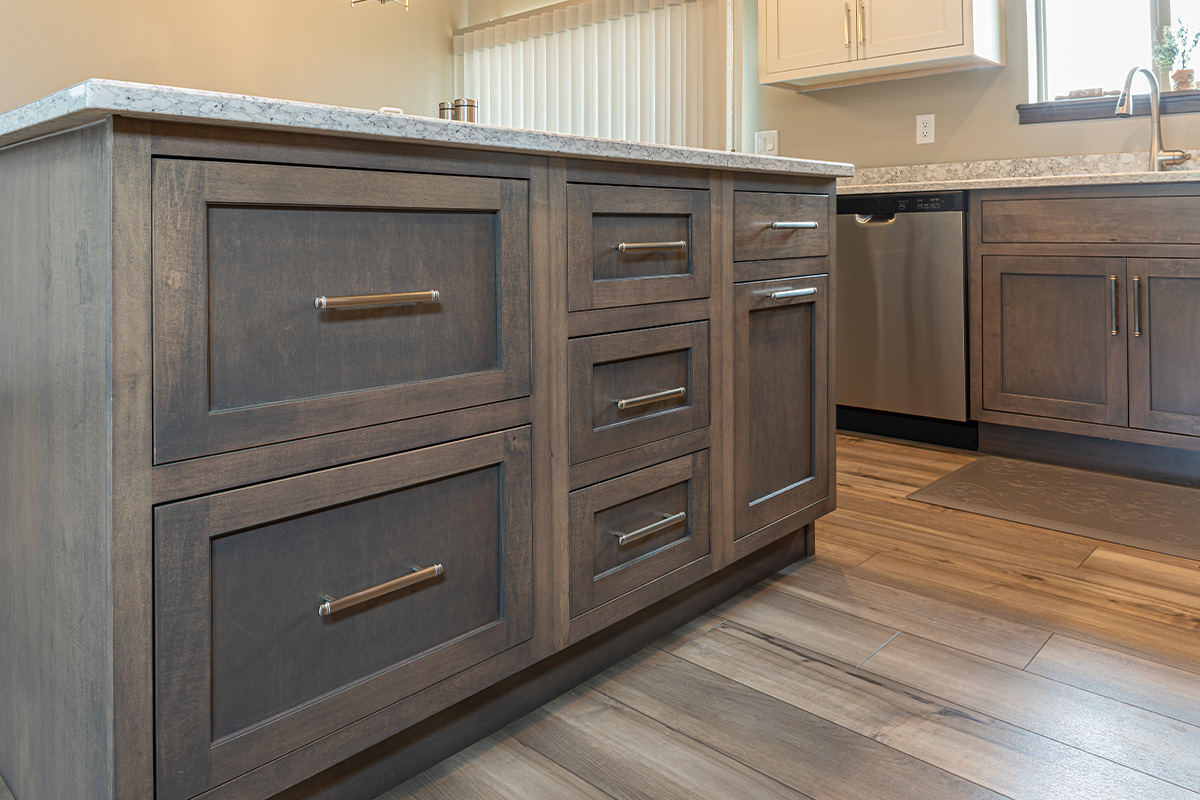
<box><xmin>0</xmin><ymin>79</ymin><xmax>853</xmax><ymax>179</ymax></box>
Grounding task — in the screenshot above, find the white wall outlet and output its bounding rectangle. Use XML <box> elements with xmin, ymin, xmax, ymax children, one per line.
<box><xmin>916</xmin><ymin>114</ymin><xmax>935</xmax><ymax>145</ymax></box>
<box><xmin>755</xmin><ymin>130</ymin><xmax>779</xmax><ymax>155</ymax></box>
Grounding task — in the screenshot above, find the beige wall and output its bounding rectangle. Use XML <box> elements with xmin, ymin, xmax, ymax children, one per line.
<box><xmin>2</xmin><ymin>0</ymin><xmax>467</xmax><ymax>117</ymax></box>
<box><xmin>746</xmin><ymin>1</ymin><xmax>1196</xmax><ymax>167</ymax></box>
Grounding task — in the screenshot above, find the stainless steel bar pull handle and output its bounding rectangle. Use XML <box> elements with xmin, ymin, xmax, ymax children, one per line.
<box><xmin>771</xmin><ymin>221</ymin><xmax>818</xmax><ymax>230</ymax></box>
<box><xmin>1133</xmin><ymin>276</ymin><xmax>1142</xmax><ymax>337</ymax></box>
<box><xmin>858</xmin><ymin>0</ymin><xmax>867</xmax><ymax>45</ymax></box>
<box><xmin>316</xmin><ymin>290</ymin><xmax>440</xmax><ymax>310</ymax></box>
<box><xmin>769</xmin><ymin>287</ymin><xmax>818</xmax><ymax>301</ymax></box>
<box><xmin>318</xmin><ymin>564</ymin><xmax>443</xmax><ymax>617</ymax></box>
<box><xmin>612</xmin><ymin>512</ymin><xmax>687</xmax><ymax>546</ymax></box>
<box><xmin>615</xmin><ymin>387</ymin><xmax>687</xmax><ymax>411</ymax></box>
<box><xmin>844</xmin><ymin>2</ymin><xmax>852</xmax><ymax>47</ymax></box>
<box><xmin>1110</xmin><ymin>275</ymin><xmax>1119</xmax><ymax>336</ymax></box>
<box><xmin>617</xmin><ymin>240</ymin><xmax>687</xmax><ymax>252</ymax></box>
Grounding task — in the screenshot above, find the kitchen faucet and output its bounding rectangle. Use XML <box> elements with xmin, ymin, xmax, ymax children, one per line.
<box><xmin>1115</xmin><ymin>67</ymin><xmax>1191</xmax><ymax>171</ymax></box>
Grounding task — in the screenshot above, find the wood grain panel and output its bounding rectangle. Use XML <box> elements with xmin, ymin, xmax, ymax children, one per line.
<box><xmin>733</xmin><ymin>191</ymin><xmax>829</xmax><ymax>262</ymax></box>
<box><xmin>1128</xmin><ymin>259</ymin><xmax>1200</xmax><ymax>436</ymax></box>
<box><xmin>0</xmin><ymin>122</ymin><xmax>116</xmax><ymax>800</ymax></box>
<box><xmin>981</xmin><ymin>195</ymin><xmax>1200</xmax><ymax>245</ymax></box>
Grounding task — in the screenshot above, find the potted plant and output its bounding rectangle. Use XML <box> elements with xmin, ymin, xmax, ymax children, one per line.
<box><xmin>1154</xmin><ymin>20</ymin><xmax>1200</xmax><ymax>91</ymax></box>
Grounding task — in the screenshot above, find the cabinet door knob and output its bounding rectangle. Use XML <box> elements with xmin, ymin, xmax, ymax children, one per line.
<box><xmin>611</xmin><ymin>512</ymin><xmax>687</xmax><ymax>546</ymax></box>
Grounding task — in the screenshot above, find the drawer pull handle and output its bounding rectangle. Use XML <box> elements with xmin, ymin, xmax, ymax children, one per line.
<box><xmin>612</xmin><ymin>512</ymin><xmax>687</xmax><ymax>546</ymax></box>
<box><xmin>315</xmin><ymin>290</ymin><xmax>440</xmax><ymax>310</ymax></box>
<box><xmin>318</xmin><ymin>564</ymin><xmax>444</xmax><ymax>617</ymax></box>
<box><xmin>844</xmin><ymin>2</ymin><xmax>851</xmax><ymax>47</ymax></box>
<box><xmin>769</xmin><ymin>287</ymin><xmax>818</xmax><ymax>301</ymax></box>
<box><xmin>1110</xmin><ymin>275</ymin><xmax>1119</xmax><ymax>336</ymax></box>
<box><xmin>615</xmin><ymin>386</ymin><xmax>687</xmax><ymax>411</ymax></box>
<box><xmin>771</xmin><ymin>221</ymin><xmax>818</xmax><ymax>230</ymax></box>
<box><xmin>616</xmin><ymin>240</ymin><xmax>687</xmax><ymax>252</ymax></box>
<box><xmin>1133</xmin><ymin>275</ymin><xmax>1142</xmax><ymax>337</ymax></box>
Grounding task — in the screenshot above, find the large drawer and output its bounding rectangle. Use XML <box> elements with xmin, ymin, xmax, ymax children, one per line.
<box><xmin>569</xmin><ymin>322</ymin><xmax>711</xmax><ymax>464</ymax></box>
<box><xmin>568</xmin><ymin>451</ymin><xmax>711</xmax><ymax>618</ymax></box>
<box><xmin>733</xmin><ymin>190</ymin><xmax>829</xmax><ymax>262</ymax></box>
<box><xmin>153</xmin><ymin>428</ymin><xmax>533</xmax><ymax>800</ymax></box>
<box><xmin>152</xmin><ymin>160</ymin><xmax>531</xmax><ymax>463</ymax></box>
<box><xmin>980</xmin><ymin>194</ymin><xmax>1200</xmax><ymax>245</ymax></box>
<box><xmin>567</xmin><ymin>183</ymin><xmax>712</xmax><ymax>310</ymax></box>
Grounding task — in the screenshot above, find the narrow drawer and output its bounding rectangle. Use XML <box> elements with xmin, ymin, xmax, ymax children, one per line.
<box><xmin>568</xmin><ymin>183</ymin><xmax>712</xmax><ymax>310</ymax></box>
<box><xmin>980</xmin><ymin>194</ymin><xmax>1200</xmax><ymax>244</ymax></box>
<box><xmin>733</xmin><ymin>190</ymin><xmax>829</xmax><ymax>262</ymax></box>
<box><xmin>152</xmin><ymin>160</ymin><xmax>530</xmax><ymax>463</ymax></box>
<box><xmin>154</xmin><ymin>428</ymin><xmax>532</xmax><ymax>800</ymax></box>
<box><xmin>569</xmin><ymin>451</ymin><xmax>711</xmax><ymax>618</ymax></box>
<box><xmin>569</xmin><ymin>322</ymin><xmax>711</xmax><ymax>464</ymax></box>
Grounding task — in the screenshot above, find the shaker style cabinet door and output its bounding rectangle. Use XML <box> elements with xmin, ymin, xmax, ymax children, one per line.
<box><xmin>980</xmin><ymin>256</ymin><xmax>1128</xmax><ymax>426</ymax></box>
<box><xmin>762</xmin><ymin>0</ymin><xmax>859</xmax><ymax>74</ymax></box>
<box><xmin>858</xmin><ymin>0</ymin><xmax>963</xmax><ymax>60</ymax></box>
<box><xmin>154</xmin><ymin>428</ymin><xmax>533</xmax><ymax>800</ymax></box>
<box><xmin>1128</xmin><ymin>260</ymin><xmax>1200</xmax><ymax>436</ymax></box>
<box><xmin>733</xmin><ymin>275</ymin><xmax>831</xmax><ymax>555</ymax></box>
<box><xmin>152</xmin><ymin>160</ymin><xmax>531</xmax><ymax>463</ymax></box>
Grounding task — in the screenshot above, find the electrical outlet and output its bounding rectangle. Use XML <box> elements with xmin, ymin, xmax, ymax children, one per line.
<box><xmin>916</xmin><ymin>114</ymin><xmax>935</xmax><ymax>145</ymax></box>
<box><xmin>755</xmin><ymin>130</ymin><xmax>779</xmax><ymax>155</ymax></box>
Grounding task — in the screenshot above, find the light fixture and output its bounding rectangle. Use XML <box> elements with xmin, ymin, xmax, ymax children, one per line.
<box><xmin>350</xmin><ymin>0</ymin><xmax>411</xmax><ymax>9</ymax></box>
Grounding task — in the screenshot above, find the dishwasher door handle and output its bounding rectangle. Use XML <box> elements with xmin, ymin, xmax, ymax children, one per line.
<box><xmin>855</xmin><ymin>213</ymin><xmax>896</xmax><ymax>226</ymax></box>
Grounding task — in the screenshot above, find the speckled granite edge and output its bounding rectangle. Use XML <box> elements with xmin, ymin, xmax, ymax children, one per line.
<box><xmin>0</xmin><ymin>79</ymin><xmax>853</xmax><ymax>178</ymax></box>
<box><xmin>839</xmin><ymin>150</ymin><xmax>1200</xmax><ymax>193</ymax></box>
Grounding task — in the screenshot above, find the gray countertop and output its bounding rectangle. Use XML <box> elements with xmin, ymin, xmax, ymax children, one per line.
<box><xmin>0</xmin><ymin>79</ymin><xmax>853</xmax><ymax>179</ymax></box>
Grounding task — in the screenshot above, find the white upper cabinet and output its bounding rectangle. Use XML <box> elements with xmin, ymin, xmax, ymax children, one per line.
<box><xmin>760</xmin><ymin>0</ymin><xmax>1003</xmax><ymax>91</ymax></box>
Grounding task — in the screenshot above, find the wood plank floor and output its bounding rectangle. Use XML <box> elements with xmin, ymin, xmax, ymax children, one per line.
<box><xmin>3</xmin><ymin>433</ymin><xmax>1198</xmax><ymax>800</ymax></box>
<box><xmin>391</xmin><ymin>433</ymin><xmax>1200</xmax><ymax>800</ymax></box>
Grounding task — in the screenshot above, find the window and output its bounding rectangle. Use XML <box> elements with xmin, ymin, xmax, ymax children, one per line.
<box><xmin>1034</xmin><ymin>0</ymin><xmax>1200</xmax><ymax>102</ymax></box>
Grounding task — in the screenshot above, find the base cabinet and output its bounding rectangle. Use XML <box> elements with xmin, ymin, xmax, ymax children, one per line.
<box><xmin>1129</xmin><ymin>260</ymin><xmax>1200</xmax><ymax>436</ymax></box>
<box><xmin>0</xmin><ymin>120</ymin><xmax>838</xmax><ymax>800</ymax></box>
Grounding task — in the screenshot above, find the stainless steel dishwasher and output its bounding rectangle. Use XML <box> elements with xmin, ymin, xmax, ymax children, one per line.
<box><xmin>836</xmin><ymin>192</ymin><xmax>968</xmax><ymax>425</ymax></box>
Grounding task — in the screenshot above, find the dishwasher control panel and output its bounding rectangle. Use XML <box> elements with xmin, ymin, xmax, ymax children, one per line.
<box><xmin>838</xmin><ymin>192</ymin><xmax>963</xmax><ymax>216</ymax></box>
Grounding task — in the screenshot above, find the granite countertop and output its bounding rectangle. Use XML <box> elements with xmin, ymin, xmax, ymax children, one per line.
<box><xmin>839</xmin><ymin>151</ymin><xmax>1200</xmax><ymax>194</ymax></box>
<box><xmin>0</xmin><ymin>79</ymin><xmax>853</xmax><ymax>179</ymax></box>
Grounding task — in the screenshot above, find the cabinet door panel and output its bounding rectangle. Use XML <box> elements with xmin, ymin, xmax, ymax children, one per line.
<box><xmin>764</xmin><ymin>0</ymin><xmax>857</xmax><ymax>74</ymax></box>
<box><xmin>734</xmin><ymin>276</ymin><xmax>831</xmax><ymax>547</ymax></box>
<box><xmin>1129</xmin><ymin>260</ymin><xmax>1200</xmax><ymax>436</ymax></box>
<box><xmin>861</xmin><ymin>0</ymin><xmax>963</xmax><ymax>60</ymax></box>
<box><xmin>981</xmin><ymin>256</ymin><xmax>1128</xmax><ymax>425</ymax></box>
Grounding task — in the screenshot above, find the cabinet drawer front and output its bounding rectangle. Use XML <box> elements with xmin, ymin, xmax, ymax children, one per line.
<box><xmin>980</xmin><ymin>195</ymin><xmax>1200</xmax><ymax>245</ymax></box>
<box><xmin>154</xmin><ymin>428</ymin><xmax>533</xmax><ymax>800</ymax></box>
<box><xmin>569</xmin><ymin>323</ymin><xmax>711</xmax><ymax>464</ymax></box>
<box><xmin>734</xmin><ymin>276</ymin><xmax>831</xmax><ymax>542</ymax></box>
<box><xmin>734</xmin><ymin>191</ymin><xmax>829</xmax><ymax>262</ymax></box>
<box><xmin>152</xmin><ymin>160</ymin><xmax>530</xmax><ymax>463</ymax></box>
<box><xmin>568</xmin><ymin>184</ymin><xmax>712</xmax><ymax>310</ymax></box>
<box><xmin>569</xmin><ymin>451</ymin><xmax>711</xmax><ymax>617</ymax></box>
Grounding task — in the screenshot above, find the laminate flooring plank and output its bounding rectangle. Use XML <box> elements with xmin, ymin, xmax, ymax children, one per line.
<box><xmin>1026</xmin><ymin>634</ymin><xmax>1200</xmax><ymax>728</ymax></box>
<box><xmin>850</xmin><ymin>550</ymin><xmax>1200</xmax><ymax>672</ymax></box>
<box><xmin>803</xmin><ymin>538</ymin><xmax>880</xmax><ymax>572</ymax></box>
<box><xmin>398</xmin><ymin>733</ymin><xmax>612</xmax><ymax>800</ymax></box>
<box><xmin>589</xmin><ymin>648</ymin><xmax>1002</xmax><ymax>800</ymax></box>
<box><xmin>861</xmin><ymin>631</ymin><xmax>1200</xmax><ymax>792</ymax></box>
<box><xmin>1079</xmin><ymin>547</ymin><xmax>1200</xmax><ymax>593</ymax></box>
<box><xmin>673</xmin><ymin>622</ymin><xmax>1200</xmax><ymax>800</ymax></box>
<box><xmin>651</xmin><ymin>612</ymin><xmax>726</xmax><ymax>653</ymax></box>
<box><xmin>714</xmin><ymin>582</ymin><xmax>898</xmax><ymax>666</ymax></box>
<box><xmin>766</xmin><ymin>562</ymin><xmax>1052</xmax><ymax>668</ymax></box>
<box><xmin>508</xmin><ymin>687</ymin><xmax>808</xmax><ymax>800</ymax></box>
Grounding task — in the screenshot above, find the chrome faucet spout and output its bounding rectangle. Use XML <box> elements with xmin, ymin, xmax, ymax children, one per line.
<box><xmin>1116</xmin><ymin>67</ymin><xmax>1191</xmax><ymax>171</ymax></box>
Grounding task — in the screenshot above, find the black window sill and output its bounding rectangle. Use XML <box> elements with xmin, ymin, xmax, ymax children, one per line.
<box><xmin>1017</xmin><ymin>90</ymin><xmax>1200</xmax><ymax>124</ymax></box>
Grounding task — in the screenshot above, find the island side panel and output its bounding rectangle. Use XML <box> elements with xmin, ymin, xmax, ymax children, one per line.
<box><xmin>0</xmin><ymin>123</ymin><xmax>116</xmax><ymax>799</ymax></box>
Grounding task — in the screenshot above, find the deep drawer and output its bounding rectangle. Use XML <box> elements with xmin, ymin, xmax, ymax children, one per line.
<box><xmin>569</xmin><ymin>451</ymin><xmax>711</xmax><ymax>618</ymax></box>
<box><xmin>153</xmin><ymin>428</ymin><xmax>533</xmax><ymax>800</ymax></box>
<box><xmin>569</xmin><ymin>322</ymin><xmax>711</xmax><ymax>464</ymax></box>
<box><xmin>567</xmin><ymin>183</ymin><xmax>712</xmax><ymax>310</ymax></box>
<box><xmin>152</xmin><ymin>159</ymin><xmax>530</xmax><ymax>463</ymax></box>
<box><xmin>733</xmin><ymin>190</ymin><xmax>829</xmax><ymax>262</ymax></box>
<box><xmin>980</xmin><ymin>194</ymin><xmax>1200</xmax><ymax>245</ymax></box>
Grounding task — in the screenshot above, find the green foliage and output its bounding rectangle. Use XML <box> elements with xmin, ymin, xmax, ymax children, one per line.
<box><xmin>1155</xmin><ymin>20</ymin><xmax>1200</xmax><ymax>74</ymax></box>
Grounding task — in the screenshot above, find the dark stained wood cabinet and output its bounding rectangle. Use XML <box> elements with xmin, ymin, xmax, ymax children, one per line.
<box><xmin>971</xmin><ymin>185</ymin><xmax>1200</xmax><ymax>464</ymax></box>
<box><xmin>733</xmin><ymin>275</ymin><xmax>832</xmax><ymax>555</ymax></box>
<box><xmin>0</xmin><ymin>118</ymin><xmax>839</xmax><ymax>800</ymax></box>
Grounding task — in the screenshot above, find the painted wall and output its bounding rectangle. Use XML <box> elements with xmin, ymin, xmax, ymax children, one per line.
<box><xmin>745</xmin><ymin>0</ymin><xmax>1199</xmax><ymax>167</ymax></box>
<box><xmin>1</xmin><ymin>0</ymin><xmax>467</xmax><ymax>117</ymax></box>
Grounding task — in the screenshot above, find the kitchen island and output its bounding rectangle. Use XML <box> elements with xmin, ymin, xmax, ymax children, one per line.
<box><xmin>0</xmin><ymin>80</ymin><xmax>851</xmax><ymax>800</ymax></box>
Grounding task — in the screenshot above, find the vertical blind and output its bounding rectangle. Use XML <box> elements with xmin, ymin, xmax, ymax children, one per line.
<box><xmin>453</xmin><ymin>0</ymin><xmax>724</xmax><ymax>149</ymax></box>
